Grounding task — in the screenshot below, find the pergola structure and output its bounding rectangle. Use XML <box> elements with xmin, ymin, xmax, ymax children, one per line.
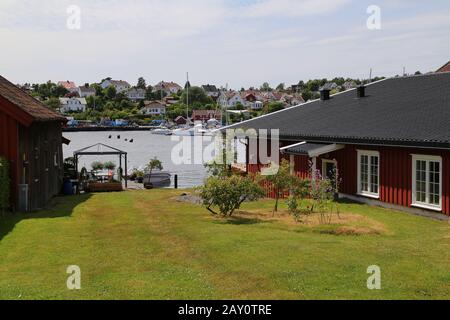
<box><xmin>73</xmin><ymin>143</ymin><xmax>128</xmax><ymax>188</ymax></box>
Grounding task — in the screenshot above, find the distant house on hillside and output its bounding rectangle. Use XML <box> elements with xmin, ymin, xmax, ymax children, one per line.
<box><xmin>321</xmin><ymin>82</ymin><xmax>338</xmax><ymax>91</ymax></box>
<box><xmin>278</xmin><ymin>94</ymin><xmax>305</xmax><ymax>107</ymax></box>
<box><xmin>202</xmin><ymin>84</ymin><xmax>220</xmax><ymax>98</ymax></box>
<box><xmin>59</xmin><ymin>97</ymin><xmax>87</xmax><ymax>113</ymax></box>
<box><xmin>154</xmin><ymin>81</ymin><xmax>182</xmax><ymax>95</ymax></box>
<box><xmin>58</xmin><ymin>81</ymin><xmax>78</xmax><ymax>93</ymax></box>
<box><xmin>100</xmin><ymin>79</ymin><xmax>131</xmax><ymax>93</ymax></box>
<box><xmin>436</xmin><ymin>61</ymin><xmax>450</xmax><ymax>73</ymax></box>
<box><xmin>218</xmin><ymin>91</ymin><xmax>246</xmax><ymax>108</ymax></box>
<box><xmin>0</xmin><ymin>75</ymin><xmax>67</xmax><ymax>211</ymax></box>
<box><xmin>141</xmin><ymin>101</ymin><xmax>166</xmax><ymax>116</ymax></box>
<box><xmin>342</xmin><ymin>81</ymin><xmax>357</xmax><ymax>91</ymax></box>
<box><xmin>174</xmin><ymin>116</ymin><xmax>187</xmax><ymax>126</ymax></box>
<box><xmin>242</xmin><ymin>92</ymin><xmax>263</xmax><ymax>110</ymax></box>
<box><xmin>127</xmin><ymin>88</ymin><xmax>145</xmax><ymax>101</ymax></box>
<box><xmin>77</xmin><ymin>85</ymin><xmax>96</xmax><ymax>98</ymax></box>
<box><xmin>163</xmin><ymin>96</ymin><xmax>178</xmax><ymax>106</ymax></box>
<box><xmin>192</xmin><ymin>110</ymin><xmax>222</xmax><ymax>122</ymax></box>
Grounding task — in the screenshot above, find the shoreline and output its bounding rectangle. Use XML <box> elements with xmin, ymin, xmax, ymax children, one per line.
<box><xmin>63</xmin><ymin>126</ymin><xmax>156</xmax><ymax>132</ymax></box>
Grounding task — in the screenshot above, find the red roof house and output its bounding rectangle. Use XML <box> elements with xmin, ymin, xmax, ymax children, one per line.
<box><xmin>436</xmin><ymin>61</ymin><xmax>450</xmax><ymax>73</ymax></box>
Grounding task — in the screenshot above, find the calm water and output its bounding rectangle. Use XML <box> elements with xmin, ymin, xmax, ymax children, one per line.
<box><xmin>63</xmin><ymin>131</ymin><xmax>213</xmax><ymax>188</ymax></box>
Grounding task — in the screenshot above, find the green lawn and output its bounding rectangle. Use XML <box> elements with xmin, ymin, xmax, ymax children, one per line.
<box><xmin>0</xmin><ymin>189</ymin><xmax>450</xmax><ymax>300</ymax></box>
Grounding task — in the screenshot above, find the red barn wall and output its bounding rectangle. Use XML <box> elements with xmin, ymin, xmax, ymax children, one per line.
<box><xmin>0</xmin><ymin>110</ymin><xmax>19</xmax><ymax>209</ymax></box>
<box><xmin>254</xmin><ymin>141</ymin><xmax>450</xmax><ymax>215</ymax></box>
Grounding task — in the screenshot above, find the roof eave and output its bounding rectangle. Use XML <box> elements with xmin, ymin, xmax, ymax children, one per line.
<box><xmin>278</xmin><ymin>134</ymin><xmax>450</xmax><ymax>150</ymax></box>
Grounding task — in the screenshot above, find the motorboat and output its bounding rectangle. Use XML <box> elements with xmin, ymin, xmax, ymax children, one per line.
<box><xmin>151</xmin><ymin>127</ymin><xmax>172</xmax><ymax>135</ymax></box>
<box><xmin>143</xmin><ymin>171</ymin><xmax>171</xmax><ymax>189</ymax></box>
<box><xmin>172</xmin><ymin>123</ymin><xmax>211</xmax><ymax>136</ymax></box>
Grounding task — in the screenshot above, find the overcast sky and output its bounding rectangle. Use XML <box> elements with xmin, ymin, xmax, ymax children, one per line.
<box><xmin>1</xmin><ymin>0</ymin><xmax>450</xmax><ymax>89</ymax></box>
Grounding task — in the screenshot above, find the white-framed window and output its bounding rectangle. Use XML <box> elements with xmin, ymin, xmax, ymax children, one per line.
<box><xmin>357</xmin><ymin>150</ymin><xmax>380</xmax><ymax>198</ymax></box>
<box><xmin>412</xmin><ymin>154</ymin><xmax>442</xmax><ymax>211</ymax></box>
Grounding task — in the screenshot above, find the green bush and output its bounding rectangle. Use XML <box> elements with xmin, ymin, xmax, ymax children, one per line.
<box><xmin>0</xmin><ymin>157</ymin><xmax>10</xmax><ymax>214</ymax></box>
<box><xmin>200</xmin><ymin>175</ymin><xmax>264</xmax><ymax>216</ymax></box>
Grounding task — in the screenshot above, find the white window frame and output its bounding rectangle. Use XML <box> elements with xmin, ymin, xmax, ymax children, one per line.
<box><xmin>411</xmin><ymin>154</ymin><xmax>442</xmax><ymax>211</ymax></box>
<box><xmin>322</xmin><ymin>159</ymin><xmax>337</xmax><ymax>179</ymax></box>
<box><xmin>357</xmin><ymin>150</ymin><xmax>380</xmax><ymax>199</ymax></box>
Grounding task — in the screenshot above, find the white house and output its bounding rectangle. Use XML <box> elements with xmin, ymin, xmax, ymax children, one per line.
<box><xmin>100</xmin><ymin>79</ymin><xmax>131</xmax><ymax>93</ymax></box>
<box><xmin>59</xmin><ymin>97</ymin><xmax>87</xmax><ymax>113</ymax></box>
<box><xmin>77</xmin><ymin>86</ymin><xmax>96</xmax><ymax>98</ymax></box>
<box><xmin>218</xmin><ymin>91</ymin><xmax>246</xmax><ymax>108</ymax></box>
<box><xmin>141</xmin><ymin>101</ymin><xmax>166</xmax><ymax>116</ymax></box>
<box><xmin>127</xmin><ymin>88</ymin><xmax>146</xmax><ymax>101</ymax></box>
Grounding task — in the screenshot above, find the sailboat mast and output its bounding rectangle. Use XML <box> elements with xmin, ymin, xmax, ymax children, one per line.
<box><xmin>186</xmin><ymin>72</ymin><xmax>189</xmax><ymax>122</ymax></box>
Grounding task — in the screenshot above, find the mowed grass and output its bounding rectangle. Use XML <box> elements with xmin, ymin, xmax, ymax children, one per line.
<box><xmin>0</xmin><ymin>189</ymin><xmax>450</xmax><ymax>300</ymax></box>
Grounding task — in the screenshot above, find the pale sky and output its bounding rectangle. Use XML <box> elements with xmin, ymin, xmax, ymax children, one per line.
<box><xmin>1</xmin><ymin>0</ymin><xmax>450</xmax><ymax>89</ymax></box>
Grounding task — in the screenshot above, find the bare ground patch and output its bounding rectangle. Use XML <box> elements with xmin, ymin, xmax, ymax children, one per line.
<box><xmin>227</xmin><ymin>209</ymin><xmax>387</xmax><ymax>236</ymax></box>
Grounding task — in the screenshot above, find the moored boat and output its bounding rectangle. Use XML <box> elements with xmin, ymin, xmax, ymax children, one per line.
<box><xmin>151</xmin><ymin>127</ymin><xmax>172</xmax><ymax>135</ymax></box>
<box><xmin>143</xmin><ymin>171</ymin><xmax>171</xmax><ymax>189</ymax></box>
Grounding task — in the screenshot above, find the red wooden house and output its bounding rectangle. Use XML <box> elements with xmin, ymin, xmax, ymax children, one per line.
<box><xmin>192</xmin><ymin>110</ymin><xmax>222</xmax><ymax>122</ymax></box>
<box><xmin>226</xmin><ymin>72</ymin><xmax>450</xmax><ymax>216</ymax></box>
<box><xmin>0</xmin><ymin>75</ymin><xmax>67</xmax><ymax>211</ymax></box>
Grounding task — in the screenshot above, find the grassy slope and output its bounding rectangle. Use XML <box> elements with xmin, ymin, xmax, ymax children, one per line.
<box><xmin>0</xmin><ymin>189</ymin><xmax>449</xmax><ymax>300</ymax></box>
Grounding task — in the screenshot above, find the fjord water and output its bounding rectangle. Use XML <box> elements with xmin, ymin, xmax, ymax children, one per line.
<box><xmin>63</xmin><ymin>131</ymin><xmax>210</xmax><ymax>188</ymax></box>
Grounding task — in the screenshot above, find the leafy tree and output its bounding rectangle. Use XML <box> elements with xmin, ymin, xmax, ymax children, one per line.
<box><xmin>286</xmin><ymin>178</ymin><xmax>311</xmax><ymax>222</ymax></box>
<box><xmin>92</xmin><ymin>83</ymin><xmax>104</xmax><ymax>97</ymax></box>
<box><xmin>145</xmin><ymin>86</ymin><xmax>154</xmax><ymax>100</ymax></box>
<box><xmin>259</xmin><ymin>159</ymin><xmax>296</xmax><ymax>215</ymax></box>
<box><xmin>152</xmin><ymin>89</ymin><xmax>167</xmax><ymax>101</ymax></box>
<box><xmin>179</xmin><ymin>86</ymin><xmax>212</xmax><ymax>105</ymax></box>
<box><xmin>44</xmin><ymin>97</ymin><xmax>61</xmax><ymax>110</ymax></box>
<box><xmin>119</xmin><ymin>99</ymin><xmax>136</xmax><ymax>110</ymax></box>
<box><xmin>136</xmin><ymin>77</ymin><xmax>147</xmax><ymax>89</ymax></box>
<box><xmin>200</xmin><ymin>175</ymin><xmax>264</xmax><ymax>216</ymax></box>
<box><xmin>264</xmin><ymin>102</ymin><xmax>285</xmax><ymax>114</ymax></box>
<box><xmin>86</xmin><ymin>95</ymin><xmax>104</xmax><ymax>111</ymax></box>
<box><xmin>276</xmin><ymin>83</ymin><xmax>285</xmax><ymax>91</ymax></box>
<box><xmin>52</xmin><ymin>85</ymin><xmax>69</xmax><ymax>98</ymax></box>
<box><xmin>260</xmin><ymin>82</ymin><xmax>272</xmax><ymax>91</ymax></box>
<box><xmin>104</xmin><ymin>86</ymin><xmax>117</xmax><ymax>100</ymax></box>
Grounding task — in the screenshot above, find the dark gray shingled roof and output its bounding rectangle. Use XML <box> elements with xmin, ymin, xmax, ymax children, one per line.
<box><xmin>225</xmin><ymin>72</ymin><xmax>450</xmax><ymax>149</ymax></box>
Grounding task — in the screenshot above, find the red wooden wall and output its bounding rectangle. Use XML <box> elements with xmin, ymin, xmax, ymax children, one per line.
<box><xmin>0</xmin><ymin>110</ymin><xmax>19</xmax><ymax>209</ymax></box>
<box><xmin>250</xmin><ymin>140</ymin><xmax>450</xmax><ymax>216</ymax></box>
<box><xmin>320</xmin><ymin>145</ymin><xmax>450</xmax><ymax>215</ymax></box>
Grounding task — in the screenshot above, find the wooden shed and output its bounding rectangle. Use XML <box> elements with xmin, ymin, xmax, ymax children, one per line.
<box><xmin>0</xmin><ymin>75</ymin><xmax>67</xmax><ymax>211</ymax></box>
